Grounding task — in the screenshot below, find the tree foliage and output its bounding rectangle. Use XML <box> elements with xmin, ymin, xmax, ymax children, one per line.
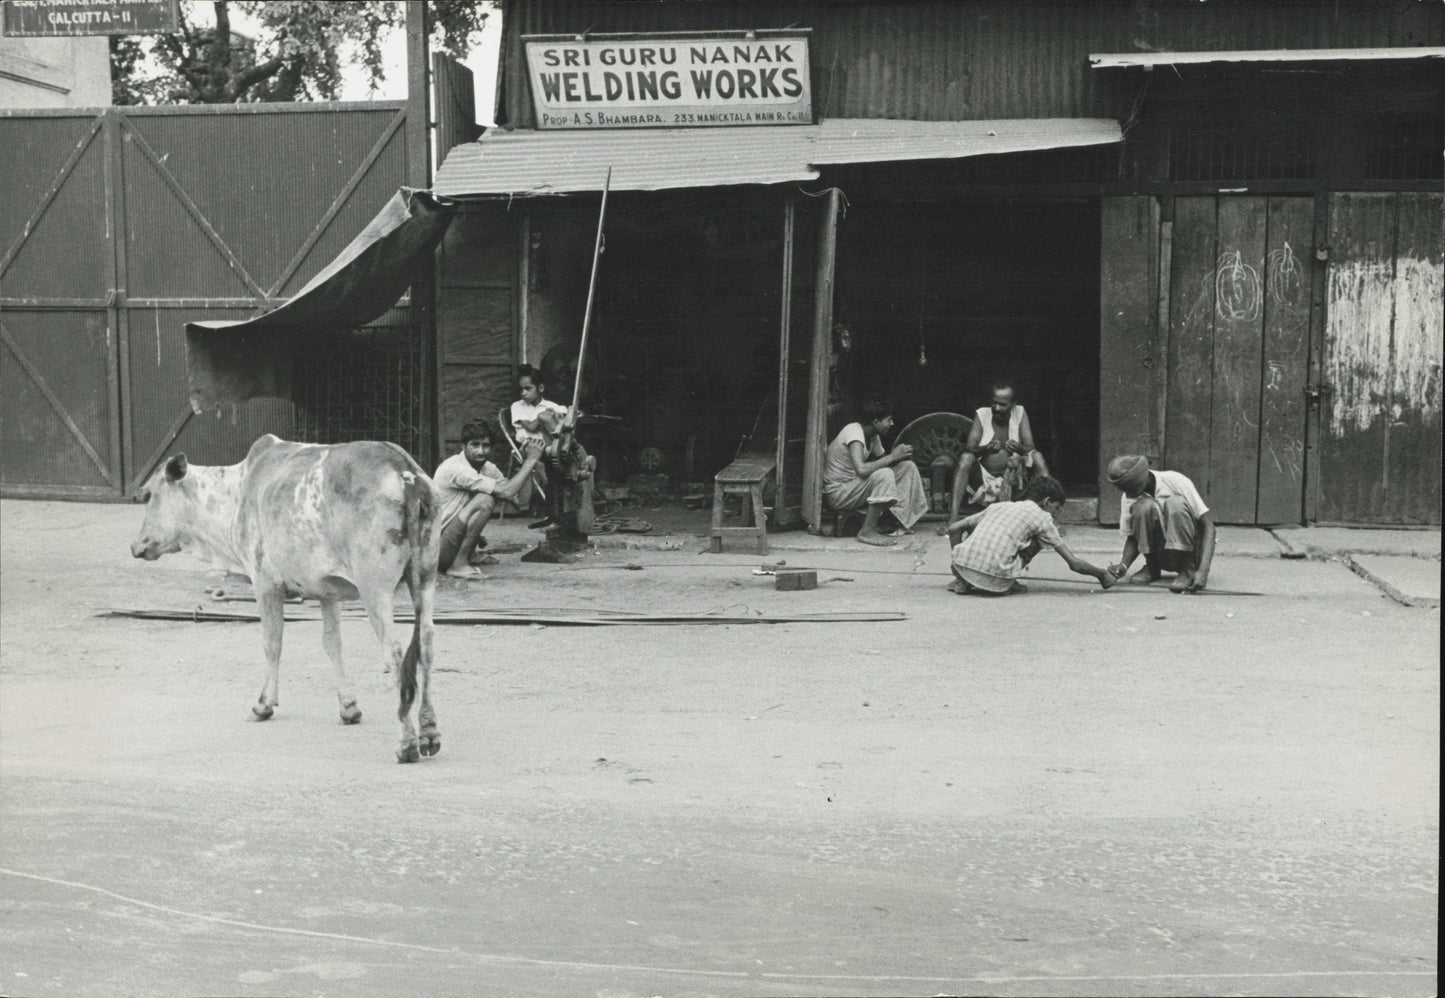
<box><xmin>110</xmin><ymin>1</ymin><xmax>489</xmax><ymax>105</ymax></box>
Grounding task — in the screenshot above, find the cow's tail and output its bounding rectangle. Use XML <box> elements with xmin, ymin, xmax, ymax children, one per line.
<box><xmin>397</xmin><ymin>468</ymin><xmax>432</xmax><ymax>718</ymax></box>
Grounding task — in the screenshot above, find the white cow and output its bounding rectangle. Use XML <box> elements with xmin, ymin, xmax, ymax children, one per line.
<box><xmin>131</xmin><ymin>435</ymin><xmax>443</xmax><ymax>763</ymax></box>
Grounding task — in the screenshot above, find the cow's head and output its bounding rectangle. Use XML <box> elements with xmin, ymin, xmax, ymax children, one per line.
<box><xmin>130</xmin><ymin>454</ymin><xmax>192</xmax><ymax>561</ymax></box>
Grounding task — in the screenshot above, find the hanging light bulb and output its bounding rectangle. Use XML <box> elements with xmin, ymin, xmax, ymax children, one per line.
<box><xmin>918</xmin><ymin>342</ymin><xmax>928</xmax><ymax>367</ymax></box>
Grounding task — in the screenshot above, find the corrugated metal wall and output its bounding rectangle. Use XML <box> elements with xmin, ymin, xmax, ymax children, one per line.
<box><xmin>499</xmin><ymin>0</ymin><xmax>1442</xmax><ymax>128</ymax></box>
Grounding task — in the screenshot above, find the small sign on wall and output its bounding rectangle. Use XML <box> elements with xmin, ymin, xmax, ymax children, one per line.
<box><xmin>2</xmin><ymin>0</ymin><xmax>179</xmax><ymax>36</ymax></box>
<box><xmin>523</xmin><ymin>30</ymin><xmax>813</xmax><ymax>129</ymax></box>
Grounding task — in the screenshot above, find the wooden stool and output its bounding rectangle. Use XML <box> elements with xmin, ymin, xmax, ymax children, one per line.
<box><xmin>709</xmin><ymin>456</ymin><xmax>776</xmax><ymax>553</ymax></box>
<box><xmin>820</xmin><ymin>506</ymin><xmax>863</xmax><ymax>537</ymax></box>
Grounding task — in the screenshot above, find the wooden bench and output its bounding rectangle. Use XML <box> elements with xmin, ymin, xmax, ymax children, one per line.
<box><xmin>709</xmin><ymin>456</ymin><xmax>776</xmax><ymax>553</ymax></box>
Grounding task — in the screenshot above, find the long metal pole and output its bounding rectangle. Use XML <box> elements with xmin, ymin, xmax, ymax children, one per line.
<box><xmin>571</xmin><ymin>166</ymin><xmax>612</xmax><ymax>420</ymax></box>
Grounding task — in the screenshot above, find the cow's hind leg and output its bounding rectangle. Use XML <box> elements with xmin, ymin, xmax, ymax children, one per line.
<box><xmin>408</xmin><ymin>570</ymin><xmax>440</xmax><ymax>757</ymax></box>
<box><xmin>362</xmin><ymin>585</ymin><xmax>417</xmax><ymax>762</ymax></box>
<box><xmin>319</xmin><ymin>598</ymin><xmax>362</xmax><ymax>724</ymax></box>
<box><xmin>252</xmin><ymin>584</ymin><xmax>286</xmax><ymax>720</ymax></box>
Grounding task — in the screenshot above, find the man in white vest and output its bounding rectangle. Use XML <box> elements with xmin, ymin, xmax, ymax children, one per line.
<box><xmin>947</xmin><ymin>380</ymin><xmax>1051</xmax><ymax>522</ymax></box>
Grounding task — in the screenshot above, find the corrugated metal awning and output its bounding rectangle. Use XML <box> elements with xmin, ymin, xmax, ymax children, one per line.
<box><xmin>1090</xmin><ymin>47</ymin><xmax>1445</xmax><ymax>69</ymax></box>
<box><xmin>432</xmin><ymin>118</ymin><xmax>1122</xmax><ymax>197</ymax></box>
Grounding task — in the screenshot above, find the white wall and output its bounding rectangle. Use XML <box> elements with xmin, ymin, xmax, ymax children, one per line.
<box><xmin>0</xmin><ymin>35</ymin><xmax>111</xmax><ymax>108</ymax></box>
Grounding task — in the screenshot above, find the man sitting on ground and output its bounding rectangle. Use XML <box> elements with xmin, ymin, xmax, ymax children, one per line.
<box><xmin>1104</xmin><ymin>454</ymin><xmax>1216</xmax><ymax>594</ymax></box>
<box><xmin>434</xmin><ymin>421</ymin><xmax>543</xmax><ymax>579</ymax></box>
<box><xmin>823</xmin><ymin>399</ymin><xmax>928</xmax><ymax>547</ymax></box>
<box><xmin>948</xmin><ymin>380</ymin><xmax>1052</xmax><ymax>521</ymax></box>
<box><xmin>947</xmin><ymin>475</ymin><xmax>1115</xmax><ymax>595</ymax></box>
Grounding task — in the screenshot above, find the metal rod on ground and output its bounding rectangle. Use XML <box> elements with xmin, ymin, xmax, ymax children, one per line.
<box><xmin>101</xmin><ymin>608</ymin><xmax>908</xmax><ymax>626</ymax></box>
<box><xmin>566</xmin><ymin>563</ymin><xmax>1267</xmax><ymax>595</ymax></box>
<box><xmin>569</xmin><ymin>166</ymin><xmax>611</xmax><ymax>425</ymax></box>
<box><xmin>1019</xmin><ymin>575</ymin><xmax>1265</xmax><ymax>596</ymax></box>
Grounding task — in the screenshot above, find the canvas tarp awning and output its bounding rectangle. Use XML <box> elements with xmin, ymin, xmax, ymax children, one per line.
<box><xmin>185</xmin><ymin>188</ymin><xmax>456</xmax><ymax>412</ymax></box>
<box><xmin>431</xmin><ymin>117</ymin><xmax>1123</xmax><ymax>196</ymax></box>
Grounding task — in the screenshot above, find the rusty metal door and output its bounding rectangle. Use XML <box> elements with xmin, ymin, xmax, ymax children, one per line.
<box><xmin>1316</xmin><ymin>192</ymin><xmax>1443</xmax><ymax>524</ymax></box>
<box><xmin>1164</xmin><ymin>196</ymin><xmax>1313</xmax><ymax>524</ymax></box>
<box><xmin>1097</xmin><ymin>196</ymin><xmax>1163</xmax><ymax>526</ymax></box>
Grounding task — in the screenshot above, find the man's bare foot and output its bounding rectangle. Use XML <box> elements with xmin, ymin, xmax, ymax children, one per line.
<box><xmin>1169</xmin><ymin>570</ymin><xmax>1195</xmax><ymax>593</ymax></box>
<box><xmin>1126</xmin><ymin>568</ymin><xmax>1160</xmax><ymax>585</ymax></box>
<box><xmin>857</xmin><ymin>530</ymin><xmax>897</xmax><ymax>547</ymax></box>
<box><xmin>444</xmin><ymin>564</ymin><xmax>483</xmax><ymax>580</ymax></box>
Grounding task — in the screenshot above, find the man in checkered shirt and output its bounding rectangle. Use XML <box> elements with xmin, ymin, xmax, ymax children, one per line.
<box><xmin>946</xmin><ymin>476</ymin><xmax>1115</xmax><ymax>595</ymax></box>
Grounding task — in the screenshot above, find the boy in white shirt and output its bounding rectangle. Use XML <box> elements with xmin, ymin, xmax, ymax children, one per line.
<box><xmin>510</xmin><ymin>364</ymin><xmax>570</xmax><ymax>448</ymax></box>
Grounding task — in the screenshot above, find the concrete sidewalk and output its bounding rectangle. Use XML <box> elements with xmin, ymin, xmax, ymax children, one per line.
<box><xmin>6</xmin><ymin>498</ymin><xmax>1437</xmax><ymax>608</ymax></box>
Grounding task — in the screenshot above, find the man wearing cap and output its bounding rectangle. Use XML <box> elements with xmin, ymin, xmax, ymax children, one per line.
<box><xmin>1105</xmin><ymin>455</ymin><xmax>1215</xmax><ymax>593</ymax></box>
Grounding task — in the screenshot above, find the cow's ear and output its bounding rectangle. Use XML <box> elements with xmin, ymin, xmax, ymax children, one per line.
<box><xmin>164</xmin><ymin>454</ymin><xmax>189</xmax><ymax>482</ymax></box>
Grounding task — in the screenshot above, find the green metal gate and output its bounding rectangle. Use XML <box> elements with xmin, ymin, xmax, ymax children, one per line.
<box><xmin>1</xmin><ymin>103</ymin><xmax>417</xmax><ymax>499</ymax></box>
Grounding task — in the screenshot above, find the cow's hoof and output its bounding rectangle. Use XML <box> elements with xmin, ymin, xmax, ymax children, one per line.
<box><xmin>396</xmin><ymin>743</ymin><xmax>420</xmax><ymax>764</ymax></box>
<box><xmin>251</xmin><ymin>704</ymin><xmax>275</xmax><ymax>721</ymax></box>
<box><xmin>419</xmin><ymin>733</ymin><xmax>441</xmax><ymax>757</ymax></box>
<box><xmin>339</xmin><ymin>702</ymin><xmax>362</xmax><ymax>724</ymax></box>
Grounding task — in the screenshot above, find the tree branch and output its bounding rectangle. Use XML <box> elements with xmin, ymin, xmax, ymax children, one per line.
<box><xmin>230</xmin><ymin>57</ymin><xmax>285</xmax><ymax>99</ymax></box>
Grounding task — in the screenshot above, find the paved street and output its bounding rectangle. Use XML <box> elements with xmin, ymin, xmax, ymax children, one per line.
<box><xmin>0</xmin><ymin>500</ymin><xmax>1438</xmax><ymax>997</ymax></box>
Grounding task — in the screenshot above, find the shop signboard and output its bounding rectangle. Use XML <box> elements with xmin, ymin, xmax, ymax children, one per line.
<box><xmin>523</xmin><ymin>30</ymin><xmax>813</xmax><ymax>129</ymax></box>
<box><xmin>2</xmin><ymin>0</ymin><xmax>178</xmax><ymax>36</ymax></box>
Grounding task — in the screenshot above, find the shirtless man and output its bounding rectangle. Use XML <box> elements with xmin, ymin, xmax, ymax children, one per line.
<box><xmin>433</xmin><ymin>421</ymin><xmax>542</xmax><ymax>579</ymax></box>
<box><xmin>823</xmin><ymin>399</ymin><xmax>928</xmax><ymax>547</ymax></box>
<box><xmin>1104</xmin><ymin>454</ymin><xmax>1216</xmax><ymax>594</ymax></box>
<box><xmin>948</xmin><ymin>381</ymin><xmax>1051</xmax><ymax>521</ymax></box>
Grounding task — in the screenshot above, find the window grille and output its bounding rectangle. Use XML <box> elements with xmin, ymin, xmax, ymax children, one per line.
<box><xmin>1363</xmin><ymin>114</ymin><xmax>1443</xmax><ymax>181</ymax></box>
<box><xmin>1169</xmin><ymin>118</ymin><xmax>1317</xmax><ymax>183</ymax></box>
<box><xmin>292</xmin><ymin>320</ymin><xmax>427</xmax><ymax>458</ymax></box>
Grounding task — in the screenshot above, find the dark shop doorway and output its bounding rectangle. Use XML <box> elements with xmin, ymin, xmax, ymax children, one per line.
<box><xmin>831</xmin><ymin>199</ymin><xmax>1102</xmax><ymax>493</ymax></box>
<box><xmin>579</xmin><ymin>190</ymin><xmax>786</xmax><ymax>488</ymax></box>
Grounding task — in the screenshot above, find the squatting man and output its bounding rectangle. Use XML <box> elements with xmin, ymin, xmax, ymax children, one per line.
<box><xmin>1104</xmin><ymin>454</ymin><xmax>1216</xmax><ymax>594</ymax></box>
<box><xmin>942</xmin><ymin>455</ymin><xmax>1216</xmax><ymax>597</ymax></box>
<box><xmin>433</xmin><ymin>421</ymin><xmax>543</xmax><ymax>579</ymax></box>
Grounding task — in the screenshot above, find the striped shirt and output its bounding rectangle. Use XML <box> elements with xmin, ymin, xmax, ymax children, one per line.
<box><xmin>950</xmin><ymin>499</ymin><xmax>1062</xmax><ymax>591</ymax></box>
